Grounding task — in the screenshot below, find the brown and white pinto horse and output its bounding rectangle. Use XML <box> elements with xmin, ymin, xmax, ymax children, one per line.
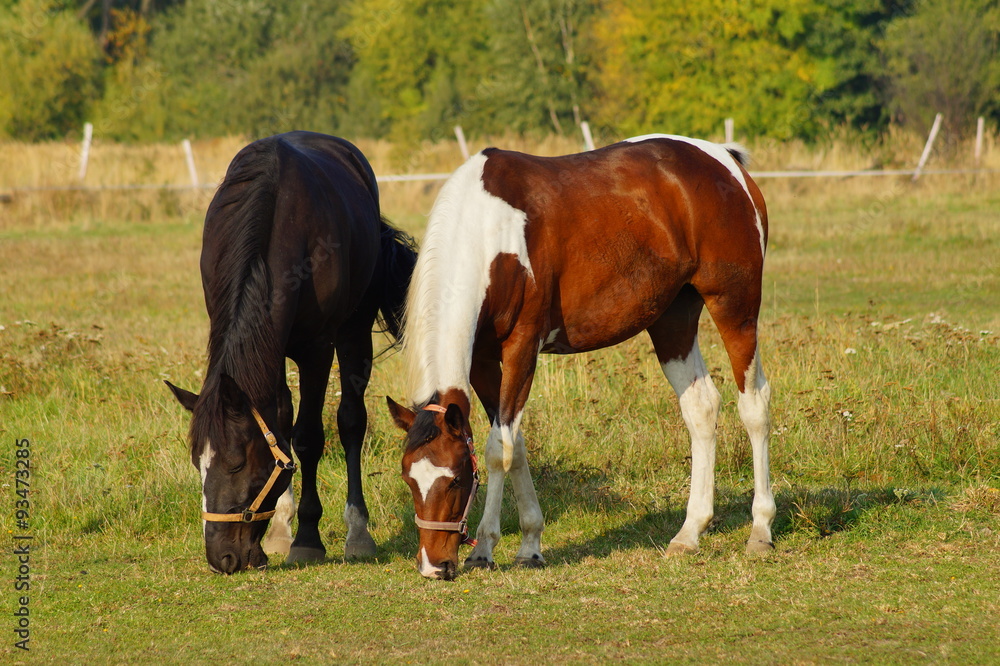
<box><xmin>387</xmin><ymin>134</ymin><xmax>773</xmax><ymax>580</ymax></box>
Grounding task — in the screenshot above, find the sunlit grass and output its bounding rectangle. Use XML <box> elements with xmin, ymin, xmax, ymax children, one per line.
<box><xmin>0</xmin><ymin>137</ymin><xmax>998</xmax><ymax>662</ymax></box>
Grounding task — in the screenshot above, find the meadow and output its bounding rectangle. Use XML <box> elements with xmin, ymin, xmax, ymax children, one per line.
<box><xmin>1</xmin><ymin>134</ymin><xmax>998</xmax><ymax>663</ymax></box>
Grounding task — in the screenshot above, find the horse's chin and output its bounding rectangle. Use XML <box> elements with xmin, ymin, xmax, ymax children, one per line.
<box><xmin>206</xmin><ymin>540</ymin><xmax>269</xmax><ymax>574</ymax></box>
<box><xmin>247</xmin><ymin>544</ymin><xmax>269</xmax><ymax>570</ymax></box>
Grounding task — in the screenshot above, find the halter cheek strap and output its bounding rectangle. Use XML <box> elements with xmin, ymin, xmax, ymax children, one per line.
<box><xmin>412</xmin><ymin>404</ymin><xmax>480</xmax><ymax>546</ymax></box>
<box><xmin>201</xmin><ymin>407</ymin><xmax>297</xmax><ymax>523</ymax></box>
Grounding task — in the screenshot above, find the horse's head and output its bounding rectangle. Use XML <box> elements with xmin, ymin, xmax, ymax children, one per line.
<box><xmin>387</xmin><ymin>397</ymin><xmax>478</xmax><ymax>581</ymax></box>
<box><xmin>166</xmin><ymin>374</ymin><xmax>295</xmax><ymax>574</ymax></box>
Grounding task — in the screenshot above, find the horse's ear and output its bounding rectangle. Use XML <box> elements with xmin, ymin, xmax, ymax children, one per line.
<box><xmin>165</xmin><ymin>380</ymin><xmax>198</xmax><ymax>412</ymax></box>
<box><xmin>386</xmin><ymin>396</ymin><xmax>415</xmax><ymax>432</ymax></box>
<box><xmin>444</xmin><ymin>403</ymin><xmax>465</xmax><ymax>436</ymax></box>
<box><xmin>218</xmin><ymin>374</ymin><xmax>249</xmax><ymax>413</ymax></box>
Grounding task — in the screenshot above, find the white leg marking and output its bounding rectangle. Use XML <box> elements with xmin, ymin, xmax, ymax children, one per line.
<box><xmin>467</xmin><ymin>421</ymin><xmax>505</xmax><ymax>565</ymax></box>
<box><xmin>263</xmin><ymin>486</ymin><xmax>295</xmax><ymax>555</ymax></box>
<box><xmin>199</xmin><ymin>439</ymin><xmax>214</xmax><ymax>535</ymax></box>
<box><xmin>661</xmin><ymin>339</ymin><xmax>721</xmax><ymax>551</ymax></box>
<box><xmin>739</xmin><ymin>350</ymin><xmax>775</xmax><ymax>549</ymax></box>
<box><xmin>509</xmin><ymin>429</ymin><xmax>545</xmax><ymax>565</ymax></box>
<box><xmin>343</xmin><ymin>503</ymin><xmax>377</xmax><ymax>558</ymax></box>
<box><xmin>409</xmin><ymin>457</ymin><xmax>455</xmax><ymax>502</ymax></box>
<box><xmin>539</xmin><ymin>328</ymin><xmax>562</xmax><ymax>353</ymax></box>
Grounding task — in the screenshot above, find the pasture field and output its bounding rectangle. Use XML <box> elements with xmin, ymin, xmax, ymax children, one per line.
<box><xmin>1</xmin><ymin>138</ymin><xmax>999</xmax><ymax>663</ymax></box>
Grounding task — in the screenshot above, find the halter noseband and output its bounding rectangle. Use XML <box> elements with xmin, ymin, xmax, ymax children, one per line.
<box><xmin>201</xmin><ymin>407</ymin><xmax>297</xmax><ymax>523</ymax></box>
<box><xmin>412</xmin><ymin>404</ymin><xmax>480</xmax><ymax>546</ymax></box>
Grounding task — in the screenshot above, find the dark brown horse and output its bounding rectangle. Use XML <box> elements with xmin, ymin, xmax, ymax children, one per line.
<box><xmin>387</xmin><ymin>134</ymin><xmax>772</xmax><ymax>580</ymax></box>
<box><xmin>166</xmin><ymin>131</ymin><xmax>415</xmax><ymax>573</ymax></box>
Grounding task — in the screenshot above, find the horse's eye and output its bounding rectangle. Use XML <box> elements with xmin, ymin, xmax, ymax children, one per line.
<box><xmin>228</xmin><ymin>463</ymin><xmax>245</xmax><ymax>474</ymax></box>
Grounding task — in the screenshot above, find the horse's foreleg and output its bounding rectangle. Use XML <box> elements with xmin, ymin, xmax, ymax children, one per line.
<box><xmin>263</xmin><ymin>486</ymin><xmax>296</xmax><ymax>555</ymax></box>
<box><xmin>335</xmin><ymin>330</ymin><xmax>377</xmax><ymax>559</ymax></box>
<box><xmin>469</xmin><ymin>341</ymin><xmax>544</xmax><ymax>568</ymax></box>
<box><xmin>286</xmin><ymin>347</ymin><xmax>335</xmax><ymax>565</ymax></box>
<box><xmin>465</xmin><ymin>357</ymin><xmax>502</xmax><ymax>569</ymax></box>
<box><xmin>263</xmin><ymin>381</ymin><xmax>295</xmax><ymax>555</ymax></box>
<box><xmin>509</xmin><ymin>427</ymin><xmax>545</xmax><ymax>567</ymax></box>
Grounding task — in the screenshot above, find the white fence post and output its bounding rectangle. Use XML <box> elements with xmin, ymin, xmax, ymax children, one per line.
<box><xmin>454</xmin><ymin>126</ymin><xmax>470</xmax><ymax>161</ymax></box>
<box><xmin>580</xmin><ymin>121</ymin><xmax>595</xmax><ymax>151</ymax></box>
<box><xmin>78</xmin><ymin>122</ymin><xmax>93</xmax><ymax>182</ymax></box>
<box><xmin>724</xmin><ymin>118</ymin><xmax>734</xmax><ymax>144</ymax></box>
<box><xmin>975</xmin><ymin>116</ymin><xmax>985</xmax><ymax>166</ymax></box>
<box><xmin>912</xmin><ymin>113</ymin><xmax>942</xmax><ymax>182</ymax></box>
<box><xmin>182</xmin><ymin>139</ymin><xmax>199</xmax><ymax>187</ymax></box>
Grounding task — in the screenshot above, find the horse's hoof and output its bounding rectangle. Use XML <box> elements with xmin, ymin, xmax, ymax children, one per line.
<box><xmin>514</xmin><ymin>554</ymin><xmax>546</xmax><ymax>568</ymax></box>
<box><xmin>746</xmin><ymin>540</ymin><xmax>775</xmax><ymax>555</ymax></box>
<box><xmin>665</xmin><ymin>542</ymin><xmax>698</xmax><ymax>556</ymax></box>
<box><xmin>262</xmin><ymin>534</ymin><xmax>293</xmax><ymax>556</ymax></box>
<box><xmin>285</xmin><ymin>546</ymin><xmax>326</xmax><ymax>565</ymax></box>
<box><xmin>463</xmin><ymin>556</ymin><xmax>497</xmax><ymax>571</ymax></box>
<box><xmin>344</xmin><ymin>532</ymin><xmax>377</xmax><ymax>559</ymax></box>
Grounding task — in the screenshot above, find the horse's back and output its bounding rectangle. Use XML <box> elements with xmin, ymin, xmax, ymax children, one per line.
<box><xmin>202</xmin><ymin>132</ymin><xmax>386</xmax><ymax>344</ymax></box>
<box><xmin>479</xmin><ymin>139</ymin><xmax>764</xmax><ymax>259</ymax></box>
<box><xmin>471</xmin><ymin>137</ymin><xmax>768</xmax><ymax>352</ymax></box>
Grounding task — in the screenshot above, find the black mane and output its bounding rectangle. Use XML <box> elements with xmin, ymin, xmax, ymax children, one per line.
<box><xmin>191</xmin><ymin>139</ymin><xmax>285</xmax><ymax>455</ymax></box>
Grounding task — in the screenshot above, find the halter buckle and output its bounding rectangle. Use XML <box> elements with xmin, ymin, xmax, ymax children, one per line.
<box><xmin>241</xmin><ymin>510</ymin><xmax>255</xmax><ymax>523</ymax></box>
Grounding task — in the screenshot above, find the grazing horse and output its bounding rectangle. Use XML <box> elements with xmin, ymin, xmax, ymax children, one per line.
<box><xmin>387</xmin><ymin>134</ymin><xmax>773</xmax><ymax>580</ymax></box>
<box><xmin>166</xmin><ymin>131</ymin><xmax>416</xmax><ymax>574</ymax></box>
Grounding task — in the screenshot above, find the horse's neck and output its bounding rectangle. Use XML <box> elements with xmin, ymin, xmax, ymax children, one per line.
<box><xmin>404</xmin><ymin>152</ymin><xmax>533</xmax><ymax>405</ymax></box>
<box><xmin>404</xmin><ymin>262</ymin><xmax>483</xmax><ymax>406</ymax></box>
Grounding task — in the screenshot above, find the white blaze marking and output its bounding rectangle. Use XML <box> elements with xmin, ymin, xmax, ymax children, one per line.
<box><xmin>409</xmin><ymin>457</ymin><xmax>454</xmax><ymax>502</ymax></box>
<box><xmin>199</xmin><ymin>439</ymin><xmax>215</xmax><ymax>534</ymax></box>
<box><xmin>626</xmin><ymin>134</ymin><xmax>765</xmax><ymax>258</ymax></box>
<box><xmin>418</xmin><ymin>547</ymin><xmax>440</xmax><ymax>578</ymax></box>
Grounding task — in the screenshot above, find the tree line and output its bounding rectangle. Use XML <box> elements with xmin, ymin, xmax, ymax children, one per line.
<box><xmin>1</xmin><ymin>0</ymin><xmax>997</xmax><ymax>144</ymax></box>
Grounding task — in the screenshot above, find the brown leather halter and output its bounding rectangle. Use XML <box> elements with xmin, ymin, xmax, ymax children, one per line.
<box><xmin>201</xmin><ymin>407</ymin><xmax>297</xmax><ymax>523</ymax></box>
<box><xmin>412</xmin><ymin>404</ymin><xmax>480</xmax><ymax>546</ymax></box>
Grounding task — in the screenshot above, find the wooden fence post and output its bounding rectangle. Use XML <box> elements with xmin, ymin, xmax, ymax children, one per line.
<box><xmin>454</xmin><ymin>126</ymin><xmax>470</xmax><ymax>161</ymax></box>
<box><xmin>724</xmin><ymin>118</ymin><xmax>734</xmax><ymax>144</ymax></box>
<box><xmin>182</xmin><ymin>139</ymin><xmax>199</xmax><ymax>187</ymax></box>
<box><xmin>78</xmin><ymin>123</ymin><xmax>93</xmax><ymax>182</ymax></box>
<box><xmin>975</xmin><ymin>117</ymin><xmax>985</xmax><ymax>166</ymax></box>
<box><xmin>580</xmin><ymin>121</ymin><xmax>595</xmax><ymax>151</ymax></box>
<box><xmin>912</xmin><ymin>113</ymin><xmax>942</xmax><ymax>182</ymax></box>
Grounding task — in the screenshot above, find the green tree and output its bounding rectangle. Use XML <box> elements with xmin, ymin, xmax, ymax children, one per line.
<box><xmin>881</xmin><ymin>0</ymin><xmax>1000</xmax><ymax>138</ymax></box>
<box><xmin>593</xmin><ymin>0</ymin><xmax>822</xmax><ymax>140</ymax></box>
<box><xmin>341</xmin><ymin>0</ymin><xmax>493</xmax><ymax>141</ymax></box>
<box><xmin>483</xmin><ymin>0</ymin><xmax>600</xmax><ymax>135</ymax></box>
<box><xmin>96</xmin><ymin>0</ymin><xmax>354</xmax><ymax>141</ymax></box>
<box><xmin>0</xmin><ymin>0</ymin><xmax>102</xmax><ymax>140</ymax></box>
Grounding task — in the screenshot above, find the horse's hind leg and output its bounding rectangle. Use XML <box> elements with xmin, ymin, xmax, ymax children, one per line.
<box><xmin>648</xmin><ymin>286</ymin><xmax>721</xmax><ymax>554</ymax></box>
<box><xmin>702</xmin><ymin>290</ymin><xmax>775</xmax><ymax>553</ymax></box>
<box><xmin>333</xmin><ymin>325</ymin><xmax>378</xmax><ymax>559</ymax></box>
<box><xmin>286</xmin><ymin>345</ymin><xmax>336</xmax><ymax>565</ymax></box>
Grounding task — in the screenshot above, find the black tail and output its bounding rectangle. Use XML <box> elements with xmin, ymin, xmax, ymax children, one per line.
<box><xmin>724</xmin><ymin>143</ymin><xmax>751</xmax><ymax>168</ymax></box>
<box><xmin>375</xmin><ymin>217</ymin><xmax>418</xmax><ymax>343</ymax></box>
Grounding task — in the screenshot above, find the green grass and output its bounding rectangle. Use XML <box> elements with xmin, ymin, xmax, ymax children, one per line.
<box><xmin>1</xmin><ymin>174</ymin><xmax>999</xmax><ymax>663</ymax></box>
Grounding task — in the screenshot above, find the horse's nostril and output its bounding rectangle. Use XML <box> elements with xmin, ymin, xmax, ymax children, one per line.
<box><xmin>441</xmin><ymin>561</ymin><xmax>457</xmax><ymax>581</ymax></box>
<box><xmin>217</xmin><ymin>553</ymin><xmax>239</xmax><ymax>575</ymax></box>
